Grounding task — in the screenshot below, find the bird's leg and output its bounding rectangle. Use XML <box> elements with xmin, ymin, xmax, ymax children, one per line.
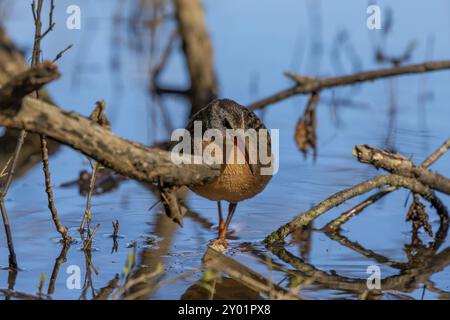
<box><xmin>217</xmin><ymin>201</ymin><xmax>225</xmax><ymax>233</ymax></box>
<box><xmin>218</xmin><ymin>202</ymin><xmax>238</xmax><ymax>240</ymax></box>
<box><xmin>211</xmin><ymin>203</ymin><xmax>237</xmax><ymax>249</ymax></box>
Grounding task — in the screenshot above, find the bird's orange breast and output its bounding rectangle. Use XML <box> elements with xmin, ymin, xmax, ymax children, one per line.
<box><xmin>190</xmin><ymin>145</ymin><xmax>272</xmax><ymax>203</ymax></box>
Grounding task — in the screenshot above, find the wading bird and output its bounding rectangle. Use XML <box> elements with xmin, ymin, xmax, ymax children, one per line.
<box><xmin>186</xmin><ymin>99</ymin><xmax>273</xmax><ymax>247</ymax></box>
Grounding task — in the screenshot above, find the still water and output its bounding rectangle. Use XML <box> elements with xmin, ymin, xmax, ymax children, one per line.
<box><xmin>1</xmin><ymin>0</ymin><xmax>449</xmax><ymax>299</ymax></box>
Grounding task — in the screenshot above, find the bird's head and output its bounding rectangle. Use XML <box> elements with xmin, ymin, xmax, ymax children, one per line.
<box><xmin>206</xmin><ymin>98</ymin><xmax>247</xmax><ymax>133</ymax></box>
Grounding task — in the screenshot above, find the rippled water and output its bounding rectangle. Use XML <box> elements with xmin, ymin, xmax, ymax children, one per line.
<box><xmin>1</xmin><ymin>0</ymin><xmax>449</xmax><ymax>299</ymax></box>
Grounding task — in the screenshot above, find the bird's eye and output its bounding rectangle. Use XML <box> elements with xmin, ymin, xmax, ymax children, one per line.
<box><xmin>222</xmin><ymin>118</ymin><xmax>233</xmax><ymax>129</ymax></box>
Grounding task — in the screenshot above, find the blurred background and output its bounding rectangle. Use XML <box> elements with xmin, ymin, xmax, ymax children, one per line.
<box><xmin>0</xmin><ymin>0</ymin><xmax>449</xmax><ymax>299</ymax></box>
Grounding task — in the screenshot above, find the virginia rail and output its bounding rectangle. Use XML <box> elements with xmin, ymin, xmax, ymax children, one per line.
<box><xmin>186</xmin><ymin>99</ymin><xmax>273</xmax><ymax>247</ymax></box>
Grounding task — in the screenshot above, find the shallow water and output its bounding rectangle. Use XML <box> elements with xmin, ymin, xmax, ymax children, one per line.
<box><xmin>1</xmin><ymin>0</ymin><xmax>449</xmax><ymax>299</ymax></box>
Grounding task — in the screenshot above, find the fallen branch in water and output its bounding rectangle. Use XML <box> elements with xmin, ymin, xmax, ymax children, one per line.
<box><xmin>267</xmin><ymin>201</ymin><xmax>450</xmax><ymax>295</ymax></box>
<box><xmin>323</xmin><ymin>139</ymin><xmax>450</xmax><ymax>232</ymax></box>
<box><xmin>353</xmin><ymin>144</ymin><xmax>450</xmax><ymax>195</ymax></box>
<box><xmin>0</xmin><ymin>64</ymin><xmax>219</xmax><ymax>187</ymax></box>
<box><xmin>249</xmin><ymin>60</ymin><xmax>450</xmax><ymax>110</ymax></box>
<box><xmin>265</xmin><ymin>141</ymin><xmax>450</xmax><ymax>244</ymax></box>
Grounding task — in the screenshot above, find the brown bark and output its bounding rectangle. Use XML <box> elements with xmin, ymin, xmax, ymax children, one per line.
<box><xmin>353</xmin><ymin>144</ymin><xmax>450</xmax><ymax>195</ymax></box>
<box><xmin>0</xmin><ymin>96</ymin><xmax>219</xmax><ymax>186</ymax></box>
<box><xmin>265</xmin><ymin>174</ymin><xmax>447</xmax><ymax>244</ymax></box>
<box><xmin>323</xmin><ymin>139</ymin><xmax>450</xmax><ymax>233</ymax></box>
<box><xmin>0</xmin><ymin>64</ymin><xmax>219</xmax><ymax>186</ymax></box>
<box><xmin>0</xmin><ymin>61</ymin><xmax>59</xmax><ymax>107</ymax></box>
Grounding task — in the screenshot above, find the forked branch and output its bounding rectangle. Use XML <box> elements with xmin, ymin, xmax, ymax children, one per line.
<box><xmin>265</xmin><ymin>141</ymin><xmax>450</xmax><ymax>244</ymax></box>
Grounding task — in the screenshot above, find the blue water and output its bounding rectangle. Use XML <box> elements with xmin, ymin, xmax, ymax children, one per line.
<box><xmin>0</xmin><ymin>0</ymin><xmax>449</xmax><ymax>299</ymax></box>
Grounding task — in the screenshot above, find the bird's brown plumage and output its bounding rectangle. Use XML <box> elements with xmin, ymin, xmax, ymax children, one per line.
<box><xmin>187</xmin><ymin>99</ymin><xmax>273</xmax><ymax>203</ymax></box>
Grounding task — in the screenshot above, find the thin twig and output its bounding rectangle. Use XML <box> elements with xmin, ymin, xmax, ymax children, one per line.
<box><xmin>31</xmin><ymin>0</ymin><xmax>43</xmax><ymax>67</ymax></box>
<box><xmin>41</xmin><ymin>135</ymin><xmax>71</xmax><ymax>242</ymax></box>
<box><xmin>421</xmin><ymin>138</ymin><xmax>450</xmax><ymax>168</ymax></box>
<box><xmin>0</xmin><ymin>113</ymin><xmax>28</xmax><ymax>198</ymax></box>
<box><xmin>31</xmin><ymin>0</ymin><xmax>71</xmax><ymax>244</ymax></box>
<box><xmin>0</xmin><ymin>156</ymin><xmax>13</xmax><ymax>180</ymax></box>
<box><xmin>111</xmin><ymin>220</ymin><xmax>119</xmax><ymax>253</ymax></box>
<box><xmin>52</xmin><ymin>44</ymin><xmax>73</xmax><ymax>62</ymax></box>
<box><xmin>29</xmin><ymin>1</ymin><xmax>71</xmax><ymax>243</ymax></box>
<box><xmin>83</xmin><ymin>223</ymin><xmax>100</xmax><ymax>251</ymax></box>
<box><xmin>47</xmin><ymin>241</ymin><xmax>70</xmax><ymax>295</ymax></box>
<box><xmin>0</xmin><ymin>129</ymin><xmax>27</xmax><ymax>269</ymax></box>
<box><xmin>322</xmin><ymin>186</ymin><xmax>397</xmax><ymax>233</ymax></box>
<box><xmin>0</xmin><ymin>201</ymin><xmax>17</xmax><ymax>269</ymax></box>
<box><xmin>80</xmin><ymin>160</ymin><xmax>99</xmax><ymax>232</ymax></box>
<box><xmin>38</xmin><ymin>0</ymin><xmax>55</xmax><ymax>41</ymax></box>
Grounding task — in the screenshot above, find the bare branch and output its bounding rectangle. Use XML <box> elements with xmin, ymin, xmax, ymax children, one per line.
<box><xmin>0</xmin><ymin>93</ymin><xmax>219</xmax><ymax>186</ymax></box>
<box><xmin>322</xmin><ymin>186</ymin><xmax>397</xmax><ymax>233</ymax></box>
<box><xmin>41</xmin><ymin>133</ymin><xmax>71</xmax><ymax>242</ymax></box>
<box><xmin>0</xmin><ymin>61</ymin><xmax>59</xmax><ymax>107</ymax></box>
<box><xmin>265</xmin><ymin>174</ymin><xmax>447</xmax><ymax>244</ymax></box>
<box><xmin>421</xmin><ymin>138</ymin><xmax>450</xmax><ymax>168</ymax></box>
<box><xmin>353</xmin><ymin>144</ymin><xmax>450</xmax><ymax>195</ymax></box>
<box><xmin>249</xmin><ymin>60</ymin><xmax>450</xmax><ymax>110</ymax></box>
<box><xmin>324</xmin><ymin>139</ymin><xmax>450</xmax><ymax>232</ymax></box>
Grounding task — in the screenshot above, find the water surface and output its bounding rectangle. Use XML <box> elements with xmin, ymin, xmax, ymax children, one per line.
<box><xmin>1</xmin><ymin>0</ymin><xmax>449</xmax><ymax>299</ymax></box>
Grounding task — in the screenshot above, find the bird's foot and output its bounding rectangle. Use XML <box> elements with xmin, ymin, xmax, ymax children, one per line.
<box><xmin>209</xmin><ymin>237</ymin><xmax>229</xmax><ymax>250</ymax></box>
